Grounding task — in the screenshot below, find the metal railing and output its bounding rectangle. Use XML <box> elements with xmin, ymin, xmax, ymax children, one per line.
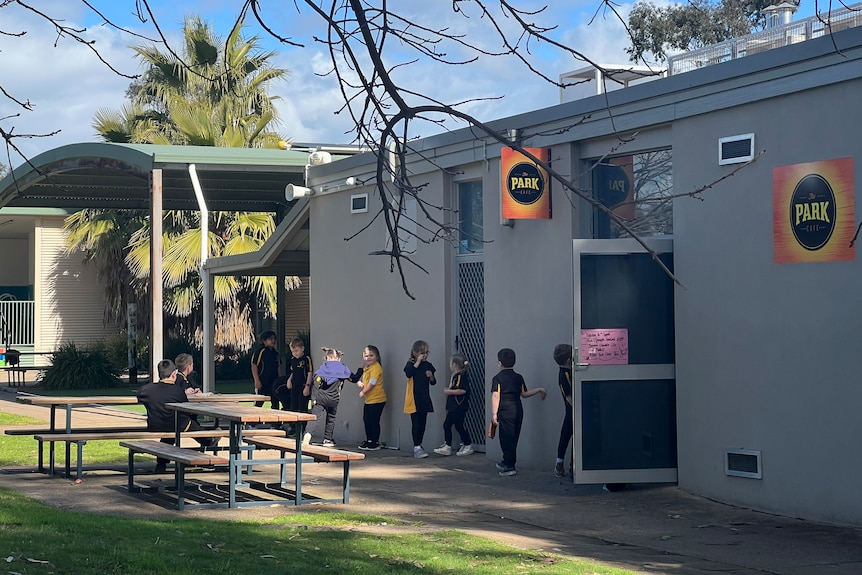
<box><xmin>0</xmin><ymin>300</ymin><xmax>35</xmax><ymax>347</ymax></box>
<box><xmin>668</xmin><ymin>4</ymin><xmax>862</xmax><ymax>75</ymax></box>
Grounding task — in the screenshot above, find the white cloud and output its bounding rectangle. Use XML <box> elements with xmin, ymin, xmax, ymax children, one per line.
<box><xmin>1</xmin><ymin>0</ymin><xmax>649</xmax><ymax>166</ymax></box>
<box><xmin>0</xmin><ymin>3</ymin><xmax>139</xmax><ymax>162</ymax></box>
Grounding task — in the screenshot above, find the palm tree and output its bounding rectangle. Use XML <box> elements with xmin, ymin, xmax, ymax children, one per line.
<box><xmin>69</xmin><ymin>14</ymin><xmax>294</xmax><ymax>354</ymax></box>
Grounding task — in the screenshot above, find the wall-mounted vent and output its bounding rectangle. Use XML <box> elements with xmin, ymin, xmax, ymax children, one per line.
<box><xmin>718</xmin><ymin>133</ymin><xmax>755</xmax><ymax>165</ymax></box>
<box><xmin>350</xmin><ymin>193</ymin><xmax>368</xmax><ymax>214</ymax></box>
<box><xmin>726</xmin><ymin>448</ymin><xmax>762</xmax><ymax>479</ymax></box>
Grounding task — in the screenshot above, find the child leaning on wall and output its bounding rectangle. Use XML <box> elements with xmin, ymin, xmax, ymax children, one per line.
<box><xmin>305</xmin><ymin>347</ymin><xmax>363</xmax><ymax>447</ymax></box>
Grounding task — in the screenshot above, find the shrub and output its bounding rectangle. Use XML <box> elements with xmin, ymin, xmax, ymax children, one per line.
<box><xmin>39</xmin><ymin>342</ymin><xmax>123</xmax><ymax>390</ymax></box>
<box><xmin>92</xmin><ymin>334</ymin><xmax>134</xmax><ymax>373</ymax></box>
<box><xmin>214</xmin><ymin>349</ymin><xmax>252</xmax><ymax>380</ymax></box>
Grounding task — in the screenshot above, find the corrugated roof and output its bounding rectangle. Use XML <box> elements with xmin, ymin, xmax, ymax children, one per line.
<box><xmin>0</xmin><ymin>142</ymin><xmax>310</xmax><ymax>212</ymax></box>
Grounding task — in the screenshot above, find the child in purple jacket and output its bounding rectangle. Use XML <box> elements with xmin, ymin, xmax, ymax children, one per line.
<box><xmin>305</xmin><ymin>347</ymin><xmax>362</xmax><ymax>446</ymax></box>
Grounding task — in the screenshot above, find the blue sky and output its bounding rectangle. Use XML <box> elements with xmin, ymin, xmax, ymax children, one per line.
<box><xmin>0</xmin><ymin>1</ymin><xmax>825</xmax><ymax>163</ymax></box>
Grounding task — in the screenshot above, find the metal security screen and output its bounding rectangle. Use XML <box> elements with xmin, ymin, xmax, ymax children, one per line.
<box><xmin>457</xmin><ymin>260</ymin><xmax>486</xmax><ymax>447</ymax></box>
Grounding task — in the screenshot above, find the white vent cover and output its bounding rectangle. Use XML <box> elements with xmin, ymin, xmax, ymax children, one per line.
<box><xmin>726</xmin><ymin>448</ymin><xmax>762</xmax><ymax>479</ymax></box>
<box><xmin>718</xmin><ymin>133</ymin><xmax>755</xmax><ymax>165</ymax></box>
<box><xmin>350</xmin><ymin>193</ymin><xmax>368</xmax><ymax>214</ymax></box>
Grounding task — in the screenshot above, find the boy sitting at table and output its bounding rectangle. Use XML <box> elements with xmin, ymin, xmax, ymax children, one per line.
<box><xmin>136</xmin><ymin>359</ymin><xmax>219</xmax><ymax>474</ymax></box>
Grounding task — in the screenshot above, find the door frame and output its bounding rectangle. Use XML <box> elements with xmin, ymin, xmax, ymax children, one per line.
<box><xmin>572</xmin><ymin>237</ymin><xmax>677</xmax><ymax>485</ymax></box>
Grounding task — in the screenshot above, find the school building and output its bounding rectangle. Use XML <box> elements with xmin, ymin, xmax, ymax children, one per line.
<box><xmin>241</xmin><ymin>21</ymin><xmax>862</xmax><ymax>526</ymax></box>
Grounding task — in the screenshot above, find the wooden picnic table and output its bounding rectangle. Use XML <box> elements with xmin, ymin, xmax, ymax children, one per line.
<box><xmin>15</xmin><ymin>393</ymin><xmax>268</xmax><ymax>477</ymax></box>
<box><xmin>166</xmin><ymin>402</ymin><xmax>315</xmax><ymax>508</ymax></box>
<box><xmin>2</xmin><ymin>351</ymin><xmax>54</xmax><ymax>386</ymax></box>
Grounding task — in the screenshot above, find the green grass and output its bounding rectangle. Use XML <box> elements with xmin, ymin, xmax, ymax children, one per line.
<box><xmin>0</xmin><ymin>430</ymin><xmax>131</xmax><ymax>468</ymax></box>
<box><xmin>0</xmin><ymin>487</ymin><xmax>634</xmax><ymax>574</ymax></box>
<box><xmin>0</xmin><ymin>406</ymin><xmax>635</xmax><ymax>574</ymax></box>
<box><xmin>0</xmin><ymin>412</ymin><xmax>43</xmax><ymax>425</ymax></box>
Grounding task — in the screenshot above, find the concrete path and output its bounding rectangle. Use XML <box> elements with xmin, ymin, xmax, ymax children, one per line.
<box><xmin>3</xmin><ymin>386</ymin><xmax>862</xmax><ymax>575</ymax></box>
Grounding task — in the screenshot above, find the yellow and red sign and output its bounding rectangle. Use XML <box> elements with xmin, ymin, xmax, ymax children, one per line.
<box><xmin>773</xmin><ymin>158</ymin><xmax>855</xmax><ymax>264</ymax></box>
<box><xmin>501</xmin><ymin>147</ymin><xmax>551</xmax><ymax>219</ymax></box>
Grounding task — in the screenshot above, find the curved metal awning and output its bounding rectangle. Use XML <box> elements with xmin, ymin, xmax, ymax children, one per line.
<box><xmin>0</xmin><ymin>141</ymin><xmax>317</xmax><ymax>388</ymax></box>
<box><xmin>0</xmin><ymin>142</ymin><xmax>308</xmax><ymax>212</ymax></box>
<box><xmin>205</xmin><ymin>198</ymin><xmax>310</xmax><ymax>277</ymax></box>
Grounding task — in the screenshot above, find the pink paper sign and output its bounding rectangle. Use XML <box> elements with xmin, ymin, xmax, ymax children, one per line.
<box><xmin>579</xmin><ymin>328</ymin><xmax>629</xmax><ymax>365</ymax></box>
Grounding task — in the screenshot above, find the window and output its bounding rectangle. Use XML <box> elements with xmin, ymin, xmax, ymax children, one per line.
<box><xmin>591</xmin><ymin>150</ymin><xmax>673</xmax><ymax>239</ymax></box>
<box><xmin>458</xmin><ymin>180</ymin><xmax>484</xmax><ymax>253</ymax></box>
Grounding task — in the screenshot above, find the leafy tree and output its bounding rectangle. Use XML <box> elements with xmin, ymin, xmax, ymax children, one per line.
<box><xmin>68</xmin><ymin>14</ymin><xmax>292</xmax><ymax>353</ymax></box>
<box><xmin>627</xmin><ymin>0</ymin><xmax>777</xmax><ymax>63</ymax></box>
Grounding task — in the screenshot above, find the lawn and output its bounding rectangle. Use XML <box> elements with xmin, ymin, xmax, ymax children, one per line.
<box><xmin>0</xmin><ymin>393</ymin><xmax>638</xmax><ymax>575</ymax></box>
<box><xmin>0</xmin><ymin>487</ymin><xmax>636</xmax><ymax>574</ymax></box>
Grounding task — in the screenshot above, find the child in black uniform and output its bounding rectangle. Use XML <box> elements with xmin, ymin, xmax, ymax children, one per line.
<box><xmin>552</xmin><ymin>344</ymin><xmax>574</xmax><ymax>478</ymax></box>
<box><xmin>137</xmin><ymin>359</ymin><xmax>218</xmax><ymax>473</ymax></box>
<box><xmin>251</xmin><ymin>330</ymin><xmax>280</xmax><ymax>409</ymax></box>
<box><xmin>281</xmin><ymin>337</ymin><xmax>314</xmax><ymax>439</ymax></box>
<box><xmin>491</xmin><ymin>348</ymin><xmax>546</xmax><ymax>476</ymax></box>
<box><xmin>403</xmin><ymin>340</ymin><xmax>436</xmax><ymax>459</ymax></box>
<box><xmin>433</xmin><ymin>353</ymin><xmax>474</xmax><ymax>456</ymax></box>
<box><xmin>306</xmin><ymin>347</ymin><xmax>362</xmax><ymax>446</ymax></box>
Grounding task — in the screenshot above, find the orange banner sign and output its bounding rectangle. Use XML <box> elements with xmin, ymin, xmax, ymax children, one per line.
<box><xmin>501</xmin><ymin>147</ymin><xmax>551</xmax><ymax>219</ymax></box>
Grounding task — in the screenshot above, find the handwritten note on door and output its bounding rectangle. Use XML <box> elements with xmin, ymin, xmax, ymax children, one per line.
<box><xmin>579</xmin><ymin>328</ymin><xmax>629</xmax><ymax>365</ymax></box>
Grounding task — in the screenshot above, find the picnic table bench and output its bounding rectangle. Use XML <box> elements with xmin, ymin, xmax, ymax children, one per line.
<box><xmin>121</xmin><ymin>440</ymin><xmax>230</xmax><ymax>510</ymax></box>
<box><xmin>244</xmin><ymin>436</ymin><xmax>365</xmax><ymax>504</ymax></box>
<box><xmin>4</xmin><ymin>425</ymin><xmax>149</xmax><ymax>436</ymax></box>
<box><xmin>13</xmin><ymin>392</ymin><xmax>269</xmax><ymax>479</ymax></box>
<box><xmin>29</xmin><ymin>427</ymin><xmax>286</xmax><ymax>480</ymax></box>
<box><xmin>3</xmin><ymin>365</ymin><xmax>52</xmax><ymax>387</ymax></box>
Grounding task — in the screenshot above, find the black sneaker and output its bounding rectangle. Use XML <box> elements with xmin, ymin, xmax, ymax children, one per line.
<box><xmin>358</xmin><ymin>441</ymin><xmax>370</xmax><ymax>450</ymax></box>
<box><xmin>499</xmin><ymin>466</ymin><xmax>517</xmax><ymax>477</ymax></box>
<box><xmin>554</xmin><ymin>461</ymin><xmax>565</xmax><ymax>478</ymax></box>
<box><xmin>365</xmin><ymin>441</ymin><xmax>381</xmax><ymax>451</ymax></box>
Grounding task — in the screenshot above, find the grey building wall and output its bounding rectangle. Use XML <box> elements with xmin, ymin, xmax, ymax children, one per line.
<box><xmin>481</xmin><ymin>143</ymin><xmax>577</xmax><ymax>469</ymax></box>
<box><xmin>673</xmin><ymin>78</ymin><xmax>862</xmax><ymax>525</ymax></box>
<box><xmin>306</xmin><ymin>26</ymin><xmax>862</xmax><ymax>524</ymax></box>
<box><xmin>309</xmin><ymin>148</ymin><xmax>577</xmax><ymax>467</ymax></box>
<box><xmin>308</xmin><ymin>171</ymin><xmax>450</xmax><ymax>449</ymax></box>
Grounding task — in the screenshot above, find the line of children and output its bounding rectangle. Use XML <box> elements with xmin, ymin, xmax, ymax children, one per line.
<box><xmin>433</xmin><ymin>353</ymin><xmax>474</xmax><ymax>456</ymax></box>
<box><xmin>291</xmin><ymin>340</ymin><xmax>568</xmax><ymax>480</ymax></box>
<box><xmin>403</xmin><ymin>340</ymin><xmax>436</xmax><ymax>458</ymax></box>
